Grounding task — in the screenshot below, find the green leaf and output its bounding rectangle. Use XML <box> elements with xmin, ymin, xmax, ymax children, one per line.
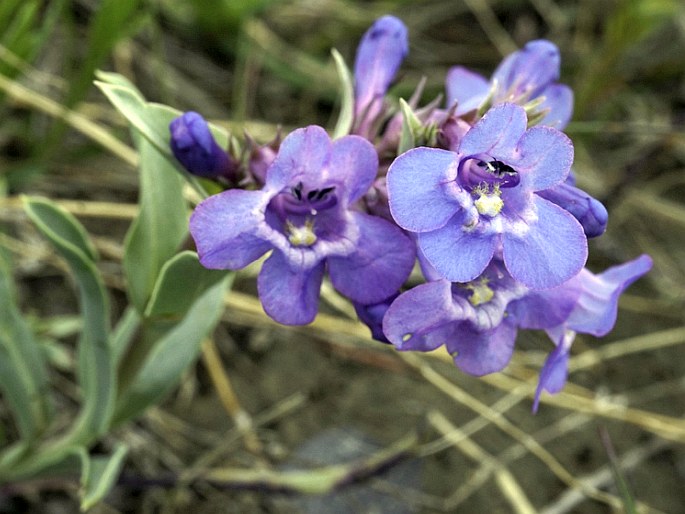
<box><xmin>0</xmin><ymin>253</ymin><xmax>52</xmax><ymax>440</ymax></box>
<box><xmin>110</xmin><ymin>306</ymin><xmax>141</xmax><ymax>366</ymax></box>
<box><xmin>114</xmin><ymin>255</ymin><xmax>232</xmax><ymax>424</ymax></box>
<box><xmin>79</xmin><ymin>443</ymin><xmax>128</xmax><ymax>511</ymax></box>
<box><xmin>123</xmin><ymin>133</ymin><xmax>188</xmax><ymax>313</ymax></box>
<box><xmin>23</xmin><ymin>197</ymin><xmax>115</xmax><ymax>442</ymax></box>
<box><xmin>331</xmin><ymin>48</ymin><xmax>355</xmax><ymax>139</ymax></box>
<box><xmin>144</xmin><ymin>251</ymin><xmax>230</xmax><ymax>320</ymax></box>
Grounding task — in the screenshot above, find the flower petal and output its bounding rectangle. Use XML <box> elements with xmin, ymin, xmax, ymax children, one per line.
<box><xmin>190</xmin><ymin>189</ymin><xmax>271</xmax><ymax>269</ymax></box>
<box><xmin>387</xmin><ymin>147</ymin><xmax>463</xmax><ymax>232</ymax></box>
<box><xmin>503</xmin><ymin>196</ymin><xmax>587</xmax><ymax>289</ymax></box>
<box><xmin>328</xmin><ymin>212</ymin><xmax>415</xmax><ymax>304</ymax></box>
<box><xmin>265</xmin><ymin>126</ymin><xmax>331</xmax><ymax>190</ymax></box>
<box><xmin>418</xmin><ymin>222</ymin><xmax>497</xmax><ymax>283</ymax></box>
<box><xmin>533</xmin><ymin>342</ymin><xmax>570</xmax><ymax>413</ymax></box>
<box><xmin>538</xmin><ymin>84</ymin><xmax>573</xmax><ymax>129</ymax></box>
<box><xmin>458</xmin><ymin>103</ymin><xmax>527</xmax><ymax>159</ymax></box>
<box><xmin>257</xmin><ymin>251</ymin><xmax>325</xmax><ymax>325</ymax></box>
<box><xmin>566</xmin><ymin>255</ymin><xmax>653</xmax><ymax>336</ymax></box>
<box><xmin>383</xmin><ymin>280</ymin><xmax>463</xmax><ymax>351</ymax></box>
<box><xmin>446</xmin><ymin>321</ymin><xmax>517</xmax><ymax>376</ymax></box>
<box><xmin>445</xmin><ymin>66</ymin><xmax>490</xmax><ymax>114</ymax></box>
<box><xmin>508</xmin><ymin>274</ymin><xmax>583</xmax><ymax>330</ymax></box>
<box><xmin>516</xmin><ymin>126</ymin><xmax>573</xmax><ymax>192</ymax></box>
<box><xmin>492</xmin><ymin>40</ymin><xmax>560</xmax><ymax>98</ymax></box>
<box><xmin>330</xmin><ymin>135</ymin><xmax>378</xmax><ymax>204</ymax></box>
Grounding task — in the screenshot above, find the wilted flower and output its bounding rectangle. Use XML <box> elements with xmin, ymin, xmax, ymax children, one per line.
<box><xmin>190</xmin><ymin>126</ymin><xmax>415</xmax><ymax>325</ymax></box>
<box><xmin>387</xmin><ymin>102</ymin><xmax>587</xmax><ymax>289</ymax></box>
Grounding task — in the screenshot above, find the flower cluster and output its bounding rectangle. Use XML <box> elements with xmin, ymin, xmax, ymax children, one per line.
<box><xmin>170</xmin><ymin>16</ymin><xmax>651</xmax><ymax>410</ymax></box>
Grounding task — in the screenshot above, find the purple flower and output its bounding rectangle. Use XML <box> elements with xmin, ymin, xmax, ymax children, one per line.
<box><xmin>353</xmin><ymin>16</ymin><xmax>409</xmax><ymax>137</ymax></box>
<box><xmin>446</xmin><ymin>40</ymin><xmax>573</xmax><ymax>128</ymax></box>
<box><xmin>387</xmin><ymin>103</ymin><xmax>587</xmax><ymax>289</ymax></box>
<box><xmin>382</xmin><ymin>261</ymin><xmax>580</xmax><ymax>375</ymax></box>
<box><xmin>533</xmin><ymin>255</ymin><xmax>653</xmax><ymax>411</ymax></box>
<box><xmin>170</xmin><ymin>112</ymin><xmax>235</xmax><ymax>180</ymax></box>
<box><xmin>190</xmin><ymin>126</ymin><xmax>415</xmax><ymax>325</ymax></box>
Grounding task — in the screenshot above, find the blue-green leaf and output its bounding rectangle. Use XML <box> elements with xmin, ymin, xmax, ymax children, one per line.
<box><xmin>79</xmin><ymin>443</ymin><xmax>128</xmax><ymax>511</ymax></box>
<box><xmin>23</xmin><ymin>197</ymin><xmax>114</xmax><ymax>442</ymax></box>
<box><xmin>0</xmin><ymin>253</ymin><xmax>52</xmax><ymax>441</ymax></box>
<box><xmin>114</xmin><ymin>253</ymin><xmax>231</xmax><ymax>424</ymax></box>
<box><xmin>123</xmin><ymin>133</ymin><xmax>188</xmax><ymax>313</ymax></box>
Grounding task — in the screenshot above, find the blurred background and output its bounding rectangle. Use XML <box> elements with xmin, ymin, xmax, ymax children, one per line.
<box><xmin>2</xmin><ymin>0</ymin><xmax>685</xmax><ymax>512</ymax></box>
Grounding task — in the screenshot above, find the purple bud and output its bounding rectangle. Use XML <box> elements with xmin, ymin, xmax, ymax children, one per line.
<box><xmin>246</xmin><ymin>132</ymin><xmax>280</xmax><ymax>186</ymax></box>
<box><xmin>354</xmin><ymin>16</ymin><xmax>409</xmax><ymax>135</ymax></box>
<box><xmin>537</xmin><ymin>182</ymin><xmax>608</xmax><ymax>238</ymax></box>
<box><xmin>170</xmin><ymin>112</ymin><xmax>234</xmax><ymax>179</ymax></box>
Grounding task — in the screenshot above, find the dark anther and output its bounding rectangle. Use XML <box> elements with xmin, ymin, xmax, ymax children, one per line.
<box><xmin>315</xmin><ymin>187</ymin><xmax>335</xmax><ymax>200</ymax></box>
<box><xmin>292</xmin><ymin>182</ymin><xmax>304</xmax><ymax>201</ymax></box>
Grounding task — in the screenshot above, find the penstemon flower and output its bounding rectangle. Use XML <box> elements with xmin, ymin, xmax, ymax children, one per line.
<box><xmin>387</xmin><ymin>102</ymin><xmax>587</xmax><ymax>289</ymax></box>
<box><xmin>189</xmin><ymin>125</ymin><xmax>415</xmax><ymax>325</ymax></box>
<box><xmin>446</xmin><ymin>39</ymin><xmax>573</xmax><ymax>128</ymax></box>
<box><xmin>382</xmin><ymin>260</ymin><xmax>580</xmax><ymax>375</ymax></box>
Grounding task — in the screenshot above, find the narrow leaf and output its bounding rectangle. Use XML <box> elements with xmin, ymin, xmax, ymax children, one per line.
<box><xmin>123</xmin><ymin>133</ymin><xmax>188</xmax><ymax>312</ymax></box>
<box><xmin>23</xmin><ymin>197</ymin><xmax>115</xmax><ymax>442</ymax></box>
<box><xmin>0</xmin><ymin>253</ymin><xmax>52</xmax><ymax>440</ymax></box>
<box><xmin>79</xmin><ymin>443</ymin><xmax>128</xmax><ymax>511</ymax></box>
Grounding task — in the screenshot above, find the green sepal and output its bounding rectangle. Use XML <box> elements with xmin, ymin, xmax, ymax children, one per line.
<box><xmin>331</xmin><ymin>48</ymin><xmax>355</xmax><ymax>139</ymax></box>
<box><xmin>398</xmin><ymin>98</ymin><xmax>423</xmax><ymax>155</ymax></box>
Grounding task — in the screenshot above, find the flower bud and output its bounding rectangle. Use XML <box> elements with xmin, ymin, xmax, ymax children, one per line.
<box><xmin>537</xmin><ymin>182</ymin><xmax>608</xmax><ymax>238</ymax></box>
<box><xmin>353</xmin><ymin>15</ymin><xmax>408</xmax><ymax>137</ymax></box>
<box><xmin>169</xmin><ymin>112</ymin><xmax>235</xmax><ymax>180</ymax></box>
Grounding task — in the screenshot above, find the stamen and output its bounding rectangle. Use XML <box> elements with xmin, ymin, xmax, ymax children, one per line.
<box><xmin>286</xmin><ymin>218</ymin><xmax>317</xmax><ymax>247</ymax></box>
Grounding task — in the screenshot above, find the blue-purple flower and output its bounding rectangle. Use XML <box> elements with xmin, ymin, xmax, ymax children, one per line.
<box><xmin>446</xmin><ymin>40</ymin><xmax>573</xmax><ymax>128</ymax></box>
<box><xmin>353</xmin><ymin>15</ymin><xmax>409</xmax><ymax>137</ymax></box>
<box><xmin>189</xmin><ymin>125</ymin><xmax>415</xmax><ymax>325</ymax></box>
<box><xmin>387</xmin><ymin>102</ymin><xmax>587</xmax><ymax>289</ymax></box>
<box><xmin>382</xmin><ymin>261</ymin><xmax>580</xmax><ymax>375</ymax></box>
<box><xmin>170</xmin><ymin>111</ymin><xmax>236</xmax><ymax>180</ymax></box>
<box><xmin>533</xmin><ymin>254</ymin><xmax>653</xmax><ymax>411</ymax></box>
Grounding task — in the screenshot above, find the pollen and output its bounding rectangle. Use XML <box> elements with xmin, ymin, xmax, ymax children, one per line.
<box><xmin>466</xmin><ymin>279</ymin><xmax>495</xmax><ymax>306</ymax></box>
<box><xmin>286</xmin><ymin>219</ymin><xmax>317</xmax><ymax>247</ymax></box>
<box><xmin>474</xmin><ymin>183</ymin><xmax>503</xmax><ymax>217</ymax></box>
